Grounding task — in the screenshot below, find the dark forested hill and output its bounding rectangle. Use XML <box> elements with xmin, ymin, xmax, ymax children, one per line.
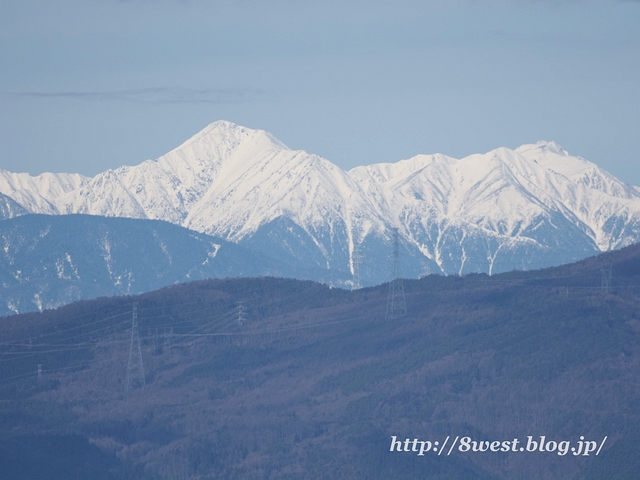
<box><xmin>1</xmin><ymin>244</ymin><xmax>640</xmax><ymax>479</ymax></box>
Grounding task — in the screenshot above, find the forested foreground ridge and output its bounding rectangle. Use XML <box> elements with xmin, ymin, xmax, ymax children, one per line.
<box><xmin>2</xmin><ymin>244</ymin><xmax>640</xmax><ymax>479</ymax></box>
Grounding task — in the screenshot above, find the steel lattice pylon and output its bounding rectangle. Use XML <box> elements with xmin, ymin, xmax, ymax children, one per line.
<box><xmin>601</xmin><ymin>265</ymin><xmax>612</xmax><ymax>294</ymax></box>
<box><xmin>126</xmin><ymin>303</ymin><xmax>145</xmax><ymax>392</ymax></box>
<box><xmin>236</xmin><ymin>301</ymin><xmax>248</xmax><ymax>327</ymax></box>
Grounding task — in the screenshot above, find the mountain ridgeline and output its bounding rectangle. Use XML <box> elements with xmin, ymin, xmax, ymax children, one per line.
<box><xmin>2</xmin><ymin>121</ymin><xmax>640</xmax><ymax>293</ymax></box>
<box><xmin>1</xmin><ymin>245</ymin><xmax>640</xmax><ymax>479</ymax></box>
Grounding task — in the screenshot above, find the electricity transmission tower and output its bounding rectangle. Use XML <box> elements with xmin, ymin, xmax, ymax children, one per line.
<box><xmin>420</xmin><ymin>259</ymin><xmax>430</xmax><ymax>279</ymax></box>
<box><xmin>601</xmin><ymin>265</ymin><xmax>612</xmax><ymax>294</ymax></box>
<box><xmin>352</xmin><ymin>243</ymin><xmax>362</xmax><ymax>291</ymax></box>
<box><xmin>386</xmin><ymin>228</ymin><xmax>407</xmax><ymax>320</ymax></box>
<box><xmin>236</xmin><ymin>302</ymin><xmax>248</xmax><ymax>327</ymax></box>
<box><xmin>149</xmin><ymin>328</ymin><xmax>159</xmax><ymax>354</ymax></box>
<box><xmin>126</xmin><ymin>303</ymin><xmax>145</xmax><ymax>392</ymax></box>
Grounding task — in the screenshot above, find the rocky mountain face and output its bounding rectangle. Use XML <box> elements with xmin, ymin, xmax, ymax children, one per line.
<box><xmin>2</xmin><ymin>121</ymin><xmax>640</xmax><ymax>290</ymax></box>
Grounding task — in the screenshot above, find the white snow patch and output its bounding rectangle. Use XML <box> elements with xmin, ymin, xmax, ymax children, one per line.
<box><xmin>33</xmin><ymin>293</ymin><xmax>43</xmax><ymax>312</ymax></box>
<box><xmin>202</xmin><ymin>243</ymin><xmax>221</xmax><ymax>266</ymax></box>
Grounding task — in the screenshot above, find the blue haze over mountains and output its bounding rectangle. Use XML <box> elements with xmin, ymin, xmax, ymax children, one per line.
<box><xmin>2</xmin><ymin>121</ymin><xmax>640</xmax><ymax>315</ymax></box>
<box><xmin>0</xmin><ymin>215</ymin><xmax>297</xmax><ymax>316</ymax></box>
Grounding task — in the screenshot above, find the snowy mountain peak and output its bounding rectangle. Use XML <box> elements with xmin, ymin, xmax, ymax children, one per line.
<box><xmin>538</xmin><ymin>140</ymin><xmax>569</xmax><ymax>156</ymax></box>
<box><xmin>3</xmin><ymin>121</ymin><xmax>640</xmax><ymax>283</ymax></box>
<box><xmin>516</xmin><ymin>140</ymin><xmax>570</xmax><ymax>157</ymax></box>
<box><xmin>515</xmin><ymin>141</ymin><xmax>597</xmax><ymax>178</ymax></box>
<box><xmin>166</xmin><ymin>120</ymin><xmax>289</xmax><ymax>162</ymax></box>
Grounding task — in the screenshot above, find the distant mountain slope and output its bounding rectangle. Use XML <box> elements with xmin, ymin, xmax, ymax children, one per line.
<box><xmin>3</xmin><ymin>121</ymin><xmax>640</xmax><ymax>283</ymax></box>
<box><xmin>0</xmin><ymin>193</ymin><xmax>27</xmax><ymax>220</ymax></box>
<box><xmin>0</xmin><ymin>214</ymin><xmax>308</xmax><ymax>316</ymax></box>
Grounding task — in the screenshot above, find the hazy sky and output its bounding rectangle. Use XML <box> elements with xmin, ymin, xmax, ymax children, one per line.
<box><xmin>1</xmin><ymin>0</ymin><xmax>639</xmax><ymax>184</ymax></box>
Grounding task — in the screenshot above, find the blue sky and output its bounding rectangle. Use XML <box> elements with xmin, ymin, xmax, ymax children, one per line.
<box><xmin>1</xmin><ymin>0</ymin><xmax>639</xmax><ymax>184</ymax></box>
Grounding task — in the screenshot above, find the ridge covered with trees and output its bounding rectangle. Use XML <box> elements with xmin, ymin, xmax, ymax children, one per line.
<box><xmin>1</xmin><ymin>245</ymin><xmax>640</xmax><ymax>479</ymax></box>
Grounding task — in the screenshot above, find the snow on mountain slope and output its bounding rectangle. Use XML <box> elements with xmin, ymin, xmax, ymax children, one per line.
<box><xmin>185</xmin><ymin>146</ymin><xmax>387</xmax><ymax>246</ymax></box>
<box><xmin>57</xmin><ymin>122</ymin><xmax>280</xmax><ymax>222</ymax></box>
<box><xmin>0</xmin><ymin>192</ymin><xmax>28</xmax><ymax>220</ymax></box>
<box><xmin>3</xmin><ymin>121</ymin><xmax>640</xmax><ymax>283</ymax></box>
<box><xmin>51</xmin><ymin>122</ymin><xmax>389</xmax><ymax>275</ymax></box>
<box><xmin>349</xmin><ymin>142</ymin><xmax>640</xmax><ymax>275</ymax></box>
<box><xmin>514</xmin><ymin>141</ymin><xmax>640</xmax><ymax>250</ymax></box>
<box><xmin>0</xmin><ymin>170</ymin><xmax>88</xmax><ymax>215</ymax></box>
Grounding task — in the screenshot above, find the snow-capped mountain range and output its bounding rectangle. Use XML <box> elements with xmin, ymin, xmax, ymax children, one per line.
<box><xmin>2</xmin><ymin>120</ymin><xmax>640</xmax><ymax>286</ymax></box>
